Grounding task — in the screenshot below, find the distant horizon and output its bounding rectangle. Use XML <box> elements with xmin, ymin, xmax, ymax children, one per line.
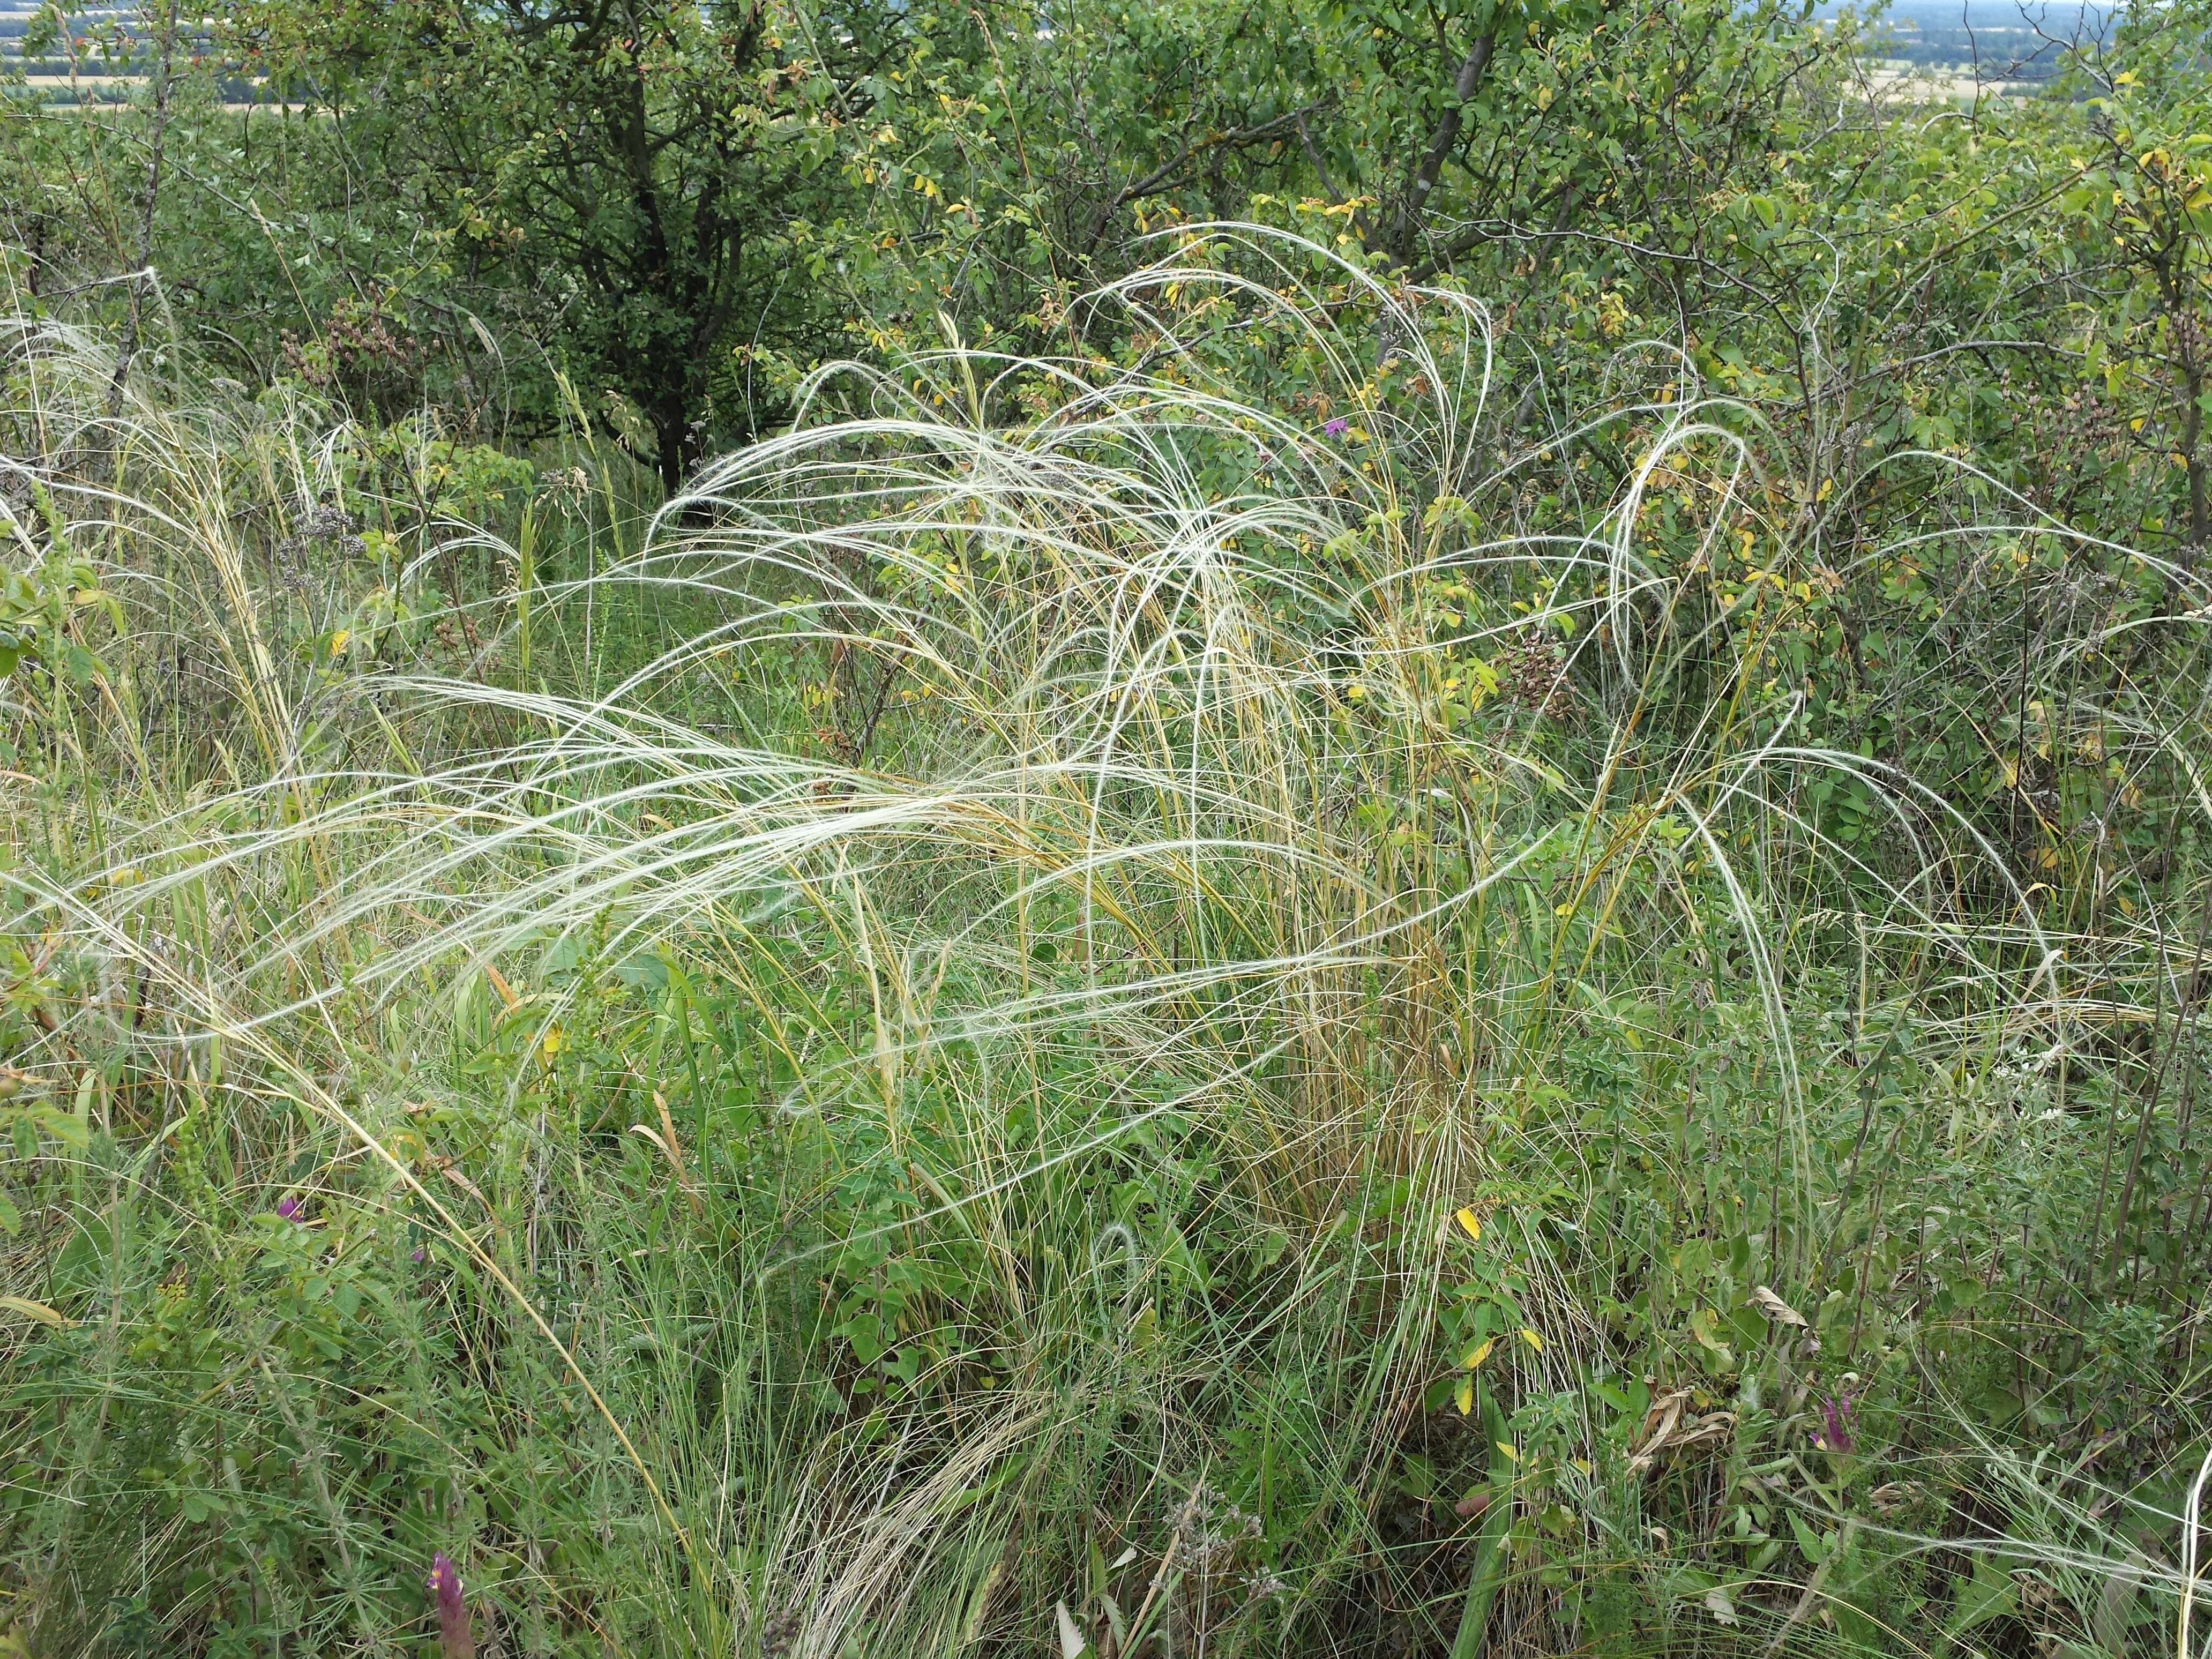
<box><xmin>1812</xmin><ymin>0</ymin><xmax>2120</xmax><ymax>78</ymax></box>
<box><xmin>1818</xmin><ymin>0</ymin><xmax>2114</xmax><ymax>19</ymax></box>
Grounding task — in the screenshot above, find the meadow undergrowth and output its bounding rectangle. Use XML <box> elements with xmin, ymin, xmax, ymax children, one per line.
<box><xmin>1</xmin><ymin>229</ymin><xmax>2208</xmax><ymax>1658</ymax></box>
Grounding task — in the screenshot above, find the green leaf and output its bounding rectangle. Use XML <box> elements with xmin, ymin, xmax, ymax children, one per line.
<box><xmin>1787</xmin><ymin>1507</ymin><xmax>1831</xmax><ymax>1564</ymax></box>
<box><xmin>1944</xmin><ymin>1553</ymin><xmax>2016</xmax><ymax>1640</ymax></box>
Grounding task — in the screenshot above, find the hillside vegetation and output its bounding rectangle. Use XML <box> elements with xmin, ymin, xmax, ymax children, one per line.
<box><xmin>2</xmin><ymin>1</ymin><xmax>2210</xmax><ymax>1655</ymax></box>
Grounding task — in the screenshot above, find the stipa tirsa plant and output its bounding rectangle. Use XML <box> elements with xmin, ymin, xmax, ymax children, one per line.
<box><xmin>12</xmin><ymin>227</ymin><xmax>2203</xmax><ymax>1656</ymax></box>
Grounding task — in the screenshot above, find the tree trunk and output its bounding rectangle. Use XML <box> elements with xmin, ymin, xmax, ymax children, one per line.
<box><xmin>108</xmin><ymin>0</ymin><xmax>181</xmax><ymax>419</ymax></box>
<box><xmin>2187</xmin><ymin>363</ymin><xmax>2207</xmax><ymax>554</ymax></box>
<box><xmin>652</xmin><ymin>396</ymin><xmax>690</xmax><ymax>498</ymax></box>
<box><xmin>1384</xmin><ymin>30</ymin><xmax>1498</xmax><ymax>268</ymax></box>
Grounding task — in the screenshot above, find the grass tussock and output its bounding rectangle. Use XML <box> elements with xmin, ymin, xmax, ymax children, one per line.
<box><xmin>1</xmin><ymin>229</ymin><xmax>2208</xmax><ymax>1658</ymax></box>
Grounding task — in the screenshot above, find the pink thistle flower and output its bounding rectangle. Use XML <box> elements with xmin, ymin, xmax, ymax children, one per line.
<box><xmin>428</xmin><ymin>1552</ymin><xmax>474</xmax><ymax>1658</ymax></box>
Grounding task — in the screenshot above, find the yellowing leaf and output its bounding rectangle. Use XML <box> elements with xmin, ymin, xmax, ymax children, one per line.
<box><xmin>0</xmin><ymin>1296</ymin><xmax>70</xmax><ymax>1329</ymax></box>
<box><xmin>1520</xmin><ymin>1327</ymin><xmax>1544</xmax><ymax>1352</ymax></box>
<box><xmin>1462</xmin><ymin>1336</ymin><xmax>1496</xmax><ymax>1370</ymax></box>
<box><xmin>1455</xmin><ymin>1377</ymin><xmax>1475</xmax><ymax>1415</ymax></box>
<box><xmin>1455</xmin><ymin>1206</ymin><xmax>1482</xmax><ymax>1242</ymax></box>
<box><xmin>1496</xmin><ymin>1441</ymin><xmax>1521</xmax><ymax>1463</ymax></box>
<box><xmin>1749</xmin><ymin>1284</ymin><xmax>1807</xmax><ymax>1327</ymax></box>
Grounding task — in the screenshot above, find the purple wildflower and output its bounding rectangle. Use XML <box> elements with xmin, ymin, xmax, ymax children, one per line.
<box><xmin>411</xmin><ymin>1246</ymin><xmax>427</xmax><ymax>1263</ymax></box>
<box><xmin>1815</xmin><ymin>1391</ymin><xmax>1856</xmax><ymax>1454</ymax></box>
<box><xmin>1323</xmin><ymin>416</ymin><xmax>1349</xmax><ymax>439</ymax></box>
<box><xmin>275</xmin><ymin>1196</ymin><xmax>302</xmax><ymax>1222</ymax></box>
<box><xmin>428</xmin><ymin>1552</ymin><xmax>474</xmax><ymax>1659</ymax></box>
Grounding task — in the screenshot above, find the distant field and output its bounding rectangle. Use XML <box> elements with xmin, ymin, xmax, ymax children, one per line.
<box><xmin>1833</xmin><ymin>0</ymin><xmax>2118</xmax><ymax>78</ymax></box>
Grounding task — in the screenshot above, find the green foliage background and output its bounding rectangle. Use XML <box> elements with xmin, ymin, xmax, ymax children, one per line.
<box><xmin>0</xmin><ymin>0</ymin><xmax>2209</xmax><ymax>1655</ymax></box>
